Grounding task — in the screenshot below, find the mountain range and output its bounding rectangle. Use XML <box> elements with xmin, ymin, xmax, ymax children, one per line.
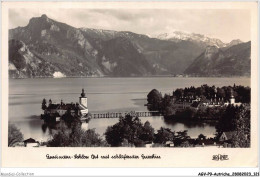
<box><xmin>9</xmin><ymin>14</ymin><xmax>251</xmax><ymax>78</ymax></box>
<box><xmin>184</xmin><ymin>42</ymin><xmax>251</xmax><ymax>76</ymax></box>
<box><xmin>156</xmin><ymin>31</ymin><xmax>243</xmax><ymax>48</ymax></box>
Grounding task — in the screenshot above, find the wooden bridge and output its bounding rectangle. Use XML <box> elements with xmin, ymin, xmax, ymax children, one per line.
<box><xmin>90</xmin><ymin>111</ymin><xmax>161</xmax><ymax>119</ymax></box>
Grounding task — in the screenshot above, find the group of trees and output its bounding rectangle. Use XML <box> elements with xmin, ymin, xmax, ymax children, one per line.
<box><xmin>8</xmin><ymin>123</ymin><xmax>24</xmax><ymax>147</ymax></box>
<box><xmin>47</xmin><ymin>120</ymin><xmax>108</xmax><ymax>147</ymax></box>
<box><xmin>104</xmin><ymin>114</ymin><xmax>193</xmax><ymax>147</ymax></box>
<box><xmin>173</xmin><ymin>84</ymin><xmax>250</xmax><ymax>103</ymax></box>
<box><xmin>154</xmin><ymin>128</ymin><xmax>192</xmax><ymax>147</ymax></box>
<box><xmin>105</xmin><ymin>115</ymin><xmax>154</xmax><ymax>147</ymax></box>
<box><xmin>8</xmin><ymin>120</ymin><xmax>107</xmax><ymax>147</ymax></box>
<box><xmin>147</xmin><ymin>89</ymin><xmax>175</xmax><ymax>116</ymax></box>
<box><xmin>215</xmin><ymin>105</ymin><xmax>250</xmax><ymax>147</ymax></box>
<box><xmin>42</xmin><ymin>106</ymin><xmax>104</xmax><ymax>147</ymax></box>
<box><xmin>147</xmin><ymin>89</ymin><xmax>163</xmax><ymax>111</ymax></box>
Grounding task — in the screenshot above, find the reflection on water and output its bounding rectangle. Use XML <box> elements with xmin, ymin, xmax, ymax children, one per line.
<box><xmin>164</xmin><ymin>118</ymin><xmax>217</xmax><ymax>128</ymax></box>
<box><xmin>9</xmin><ymin>77</ymin><xmax>250</xmax><ymax>141</ymax></box>
<box><xmin>87</xmin><ymin>116</ymin><xmax>217</xmax><ymax>138</ymax></box>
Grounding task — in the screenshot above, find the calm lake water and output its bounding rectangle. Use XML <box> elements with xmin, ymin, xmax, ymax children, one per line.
<box><xmin>9</xmin><ymin>77</ymin><xmax>250</xmax><ymax>141</ymax></box>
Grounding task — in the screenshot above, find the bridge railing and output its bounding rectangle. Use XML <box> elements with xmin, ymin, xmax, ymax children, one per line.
<box><xmin>90</xmin><ymin>111</ymin><xmax>161</xmax><ymax>119</ymax></box>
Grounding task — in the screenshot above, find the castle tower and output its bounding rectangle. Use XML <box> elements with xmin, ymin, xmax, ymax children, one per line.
<box><xmin>230</xmin><ymin>90</ymin><xmax>235</xmax><ymax>104</ymax></box>
<box><xmin>79</xmin><ymin>88</ymin><xmax>87</xmax><ymax>108</ymax></box>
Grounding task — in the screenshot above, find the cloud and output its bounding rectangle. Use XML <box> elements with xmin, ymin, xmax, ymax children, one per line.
<box><xmin>9</xmin><ymin>9</ymin><xmax>250</xmax><ymax>43</ymax></box>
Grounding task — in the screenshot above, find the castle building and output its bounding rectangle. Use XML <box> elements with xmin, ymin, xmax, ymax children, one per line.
<box><xmin>224</xmin><ymin>93</ymin><xmax>242</xmax><ymax>107</ymax></box>
<box><xmin>44</xmin><ymin>89</ymin><xmax>88</xmax><ymax>119</ymax></box>
<box><xmin>173</xmin><ymin>90</ymin><xmax>242</xmax><ymax>111</ymax></box>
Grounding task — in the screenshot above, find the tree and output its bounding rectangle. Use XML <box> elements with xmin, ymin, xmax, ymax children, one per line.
<box><xmin>198</xmin><ymin>134</ymin><xmax>206</xmax><ymax>140</ymax></box>
<box><xmin>200</xmin><ymin>95</ymin><xmax>207</xmax><ymax>103</ymax></box>
<box><xmin>42</xmin><ymin>98</ymin><xmax>47</xmax><ymax>110</ymax></box>
<box><xmin>47</xmin><ymin>121</ymin><xmax>71</xmax><ymax>147</ymax></box>
<box><xmin>175</xmin><ymin>130</ymin><xmax>190</xmax><ymax>140</ymax></box>
<box><xmin>230</xmin><ymin>106</ymin><xmax>250</xmax><ymax>147</ymax></box>
<box><xmin>8</xmin><ymin>124</ymin><xmax>24</xmax><ymax>147</ymax></box>
<box><xmin>161</xmin><ymin>94</ymin><xmax>175</xmax><ymax>116</ymax></box>
<box><xmin>174</xmin><ymin>130</ymin><xmax>191</xmax><ymax>147</ymax></box>
<box><xmin>196</xmin><ymin>86</ymin><xmax>205</xmax><ymax>97</ymax></box>
<box><xmin>215</xmin><ymin>105</ymin><xmax>238</xmax><ymax>134</ymax></box>
<box><xmin>147</xmin><ymin>89</ymin><xmax>162</xmax><ymax>111</ymax></box>
<box><xmin>140</xmin><ymin>121</ymin><xmax>154</xmax><ymax>142</ymax></box>
<box><xmin>105</xmin><ymin>126</ymin><xmax>122</xmax><ymax>147</ymax></box>
<box><xmin>233</xmin><ymin>86</ymin><xmax>251</xmax><ymax>103</ymax></box>
<box><xmin>121</xmin><ymin>139</ymin><xmax>135</xmax><ymax>147</ymax></box>
<box><xmin>217</xmin><ymin>88</ymin><xmax>226</xmax><ymax>99</ymax></box>
<box><xmin>173</xmin><ymin>88</ymin><xmax>184</xmax><ymax>99</ymax></box>
<box><xmin>82</xmin><ymin>129</ymin><xmax>108</xmax><ymax>147</ymax></box>
<box><xmin>105</xmin><ymin>115</ymin><xmax>154</xmax><ymax>147</ymax></box>
<box><xmin>180</xmin><ymin>140</ymin><xmax>190</xmax><ymax>147</ymax></box>
<box><xmin>215</xmin><ymin>105</ymin><xmax>250</xmax><ymax>147</ymax></box>
<box><xmin>154</xmin><ymin>127</ymin><xmax>174</xmax><ymax>144</ymax></box>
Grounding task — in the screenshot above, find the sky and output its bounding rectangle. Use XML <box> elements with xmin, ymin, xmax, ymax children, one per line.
<box><xmin>9</xmin><ymin>9</ymin><xmax>251</xmax><ymax>43</ymax></box>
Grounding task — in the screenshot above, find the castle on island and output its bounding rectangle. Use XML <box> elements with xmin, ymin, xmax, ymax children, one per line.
<box><xmin>42</xmin><ymin>89</ymin><xmax>88</xmax><ymax>120</ymax></box>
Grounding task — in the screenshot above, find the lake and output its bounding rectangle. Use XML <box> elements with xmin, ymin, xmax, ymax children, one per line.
<box><xmin>9</xmin><ymin>77</ymin><xmax>250</xmax><ymax>142</ymax></box>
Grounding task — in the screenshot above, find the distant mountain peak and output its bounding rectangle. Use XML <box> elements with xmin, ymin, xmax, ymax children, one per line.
<box><xmin>156</xmin><ymin>31</ymin><xmax>228</xmax><ymax>48</ymax></box>
<box><xmin>227</xmin><ymin>39</ymin><xmax>243</xmax><ymax>47</ymax></box>
<box><xmin>28</xmin><ymin>14</ymin><xmax>52</xmax><ymax>28</ymax></box>
<box><xmin>41</xmin><ymin>14</ymin><xmax>48</xmax><ymax>19</ymax></box>
<box><xmin>157</xmin><ymin>31</ymin><xmax>192</xmax><ymax>41</ymax></box>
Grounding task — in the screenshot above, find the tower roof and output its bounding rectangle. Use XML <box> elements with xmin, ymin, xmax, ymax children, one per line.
<box><xmin>80</xmin><ymin>88</ymin><xmax>86</xmax><ymax>97</ymax></box>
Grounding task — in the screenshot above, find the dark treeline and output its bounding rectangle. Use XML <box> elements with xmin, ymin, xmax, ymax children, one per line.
<box><xmin>42</xmin><ymin>114</ymin><xmax>195</xmax><ymax>147</ymax></box>
<box><xmin>105</xmin><ymin>114</ymin><xmax>198</xmax><ymax>147</ymax></box>
<box><xmin>104</xmin><ymin>108</ymin><xmax>250</xmax><ymax>148</ymax></box>
<box><xmin>173</xmin><ymin>84</ymin><xmax>250</xmax><ymax>103</ymax></box>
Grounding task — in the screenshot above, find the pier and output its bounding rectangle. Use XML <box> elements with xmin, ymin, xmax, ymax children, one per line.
<box><xmin>90</xmin><ymin>111</ymin><xmax>161</xmax><ymax>119</ymax></box>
